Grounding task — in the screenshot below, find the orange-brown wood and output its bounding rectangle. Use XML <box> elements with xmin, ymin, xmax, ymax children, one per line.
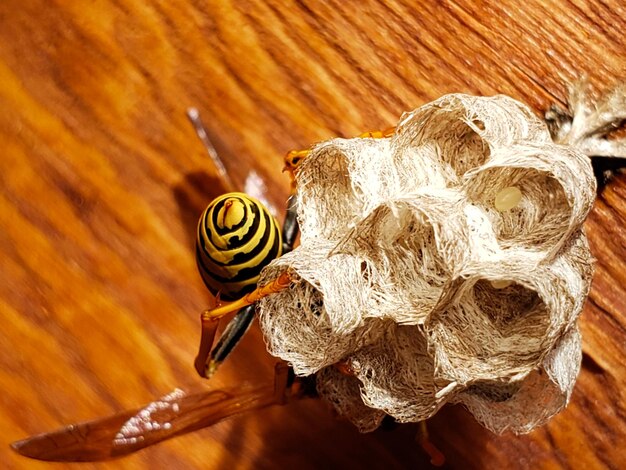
<box><xmin>1</xmin><ymin>1</ymin><xmax>625</xmax><ymax>468</ymax></box>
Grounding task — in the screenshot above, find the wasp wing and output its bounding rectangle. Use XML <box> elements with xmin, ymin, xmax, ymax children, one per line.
<box><xmin>11</xmin><ymin>384</ymin><xmax>275</xmax><ymax>462</ymax></box>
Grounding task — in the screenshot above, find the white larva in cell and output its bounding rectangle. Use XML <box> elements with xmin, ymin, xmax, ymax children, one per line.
<box><xmin>494</xmin><ymin>186</ymin><xmax>522</xmax><ymax>211</ymax></box>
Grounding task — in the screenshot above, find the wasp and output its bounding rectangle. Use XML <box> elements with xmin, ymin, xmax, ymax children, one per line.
<box><xmin>191</xmin><ymin>118</ymin><xmax>396</xmax><ymax>382</ymax></box>
<box><xmin>10</xmin><ymin>109</ymin><xmax>444</xmax><ymax>465</ymax></box>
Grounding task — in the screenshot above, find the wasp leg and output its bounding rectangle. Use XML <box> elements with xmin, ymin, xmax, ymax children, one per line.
<box><xmin>195</xmin><ymin>270</ymin><xmax>292</xmax><ymax>377</ymax></box>
<box><xmin>210</xmin><ymin>268</ymin><xmax>292</xmax><ymax>320</ymax></box>
<box><xmin>358</xmin><ymin>126</ymin><xmax>396</xmax><ymax>139</ymax></box>
<box><xmin>333</xmin><ymin>358</ymin><xmax>355</xmax><ymax>376</ymax></box>
<box><xmin>273</xmin><ymin>361</ymin><xmax>291</xmax><ymax>405</ymax></box>
<box><xmin>283</xmin><ymin>127</ymin><xmax>395</xmax><ymax>182</ymax></box>
<box><xmin>194</xmin><ymin>314</ymin><xmax>221</xmax><ymax>378</ymax></box>
<box><xmin>202</xmin><ymin>196</ymin><xmax>301</xmax><ymax>379</ymax></box>
<box><xmin>417</xmin><ymin>421</ymin><xmax>445</xmax><ymax>466</ymax></box>
<box><xmin>273</xmin><ymin>361</ymin><xmax>319</xmax><ymax>404</ymax></box>
<box><xmin>195</xmin><ymin>273</ymin><xmax>292</xmax><ymax>378</ymax></box>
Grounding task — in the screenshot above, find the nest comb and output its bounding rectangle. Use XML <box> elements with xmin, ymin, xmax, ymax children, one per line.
<box><xmin>258</xmin><ymin>93</ymin><xmax>598</xmax><ymax>434</ymax></box>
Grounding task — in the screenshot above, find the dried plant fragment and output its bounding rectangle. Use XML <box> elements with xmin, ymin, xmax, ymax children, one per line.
<box><xmin>546</xmin><ymin>79</ymin><xmax>626</xmax><ymax>187</ymax></box>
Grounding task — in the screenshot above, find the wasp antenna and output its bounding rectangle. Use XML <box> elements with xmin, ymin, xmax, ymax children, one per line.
<box><xmin>186</xmin><ymin>107</ymin><xmax>235</xmax><ymax>191</ymax></box>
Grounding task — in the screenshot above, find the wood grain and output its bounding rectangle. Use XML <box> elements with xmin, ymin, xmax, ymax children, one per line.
<box><xmin>1</xmin><ymin>0</ymin><xmax>625</xmax><ymax>468</ymax></box>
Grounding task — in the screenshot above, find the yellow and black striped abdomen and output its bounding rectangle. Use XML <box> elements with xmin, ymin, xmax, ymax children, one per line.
<box><xmin>196</xmin><ymin>192</ymin><xmax>283</xmax><ymax>301</ymax></box>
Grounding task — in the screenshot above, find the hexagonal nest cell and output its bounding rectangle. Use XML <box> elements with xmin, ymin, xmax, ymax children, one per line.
<box><xmin>258</xmin><ymin>93</ymin><xmax>596</xmax><ymax>435</ymax></box>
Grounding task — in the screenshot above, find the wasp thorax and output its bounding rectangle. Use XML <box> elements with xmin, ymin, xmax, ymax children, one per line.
<box><xmin>196</xmin><ymin>192</ymin><xmax>283</xmax><ymax>300</ymax></box>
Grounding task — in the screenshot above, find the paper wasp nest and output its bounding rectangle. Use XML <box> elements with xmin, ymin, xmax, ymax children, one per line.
<box><xmin>258</xmin><ymin>94</ymin><xmax>596</xmax><ymax>434</ymax></box>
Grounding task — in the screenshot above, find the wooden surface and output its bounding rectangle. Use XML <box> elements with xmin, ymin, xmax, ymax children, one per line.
<box><xmin>1</xmin><ymin>1</ymin><xmax>625</xmax><ymax>468</ymax></box>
